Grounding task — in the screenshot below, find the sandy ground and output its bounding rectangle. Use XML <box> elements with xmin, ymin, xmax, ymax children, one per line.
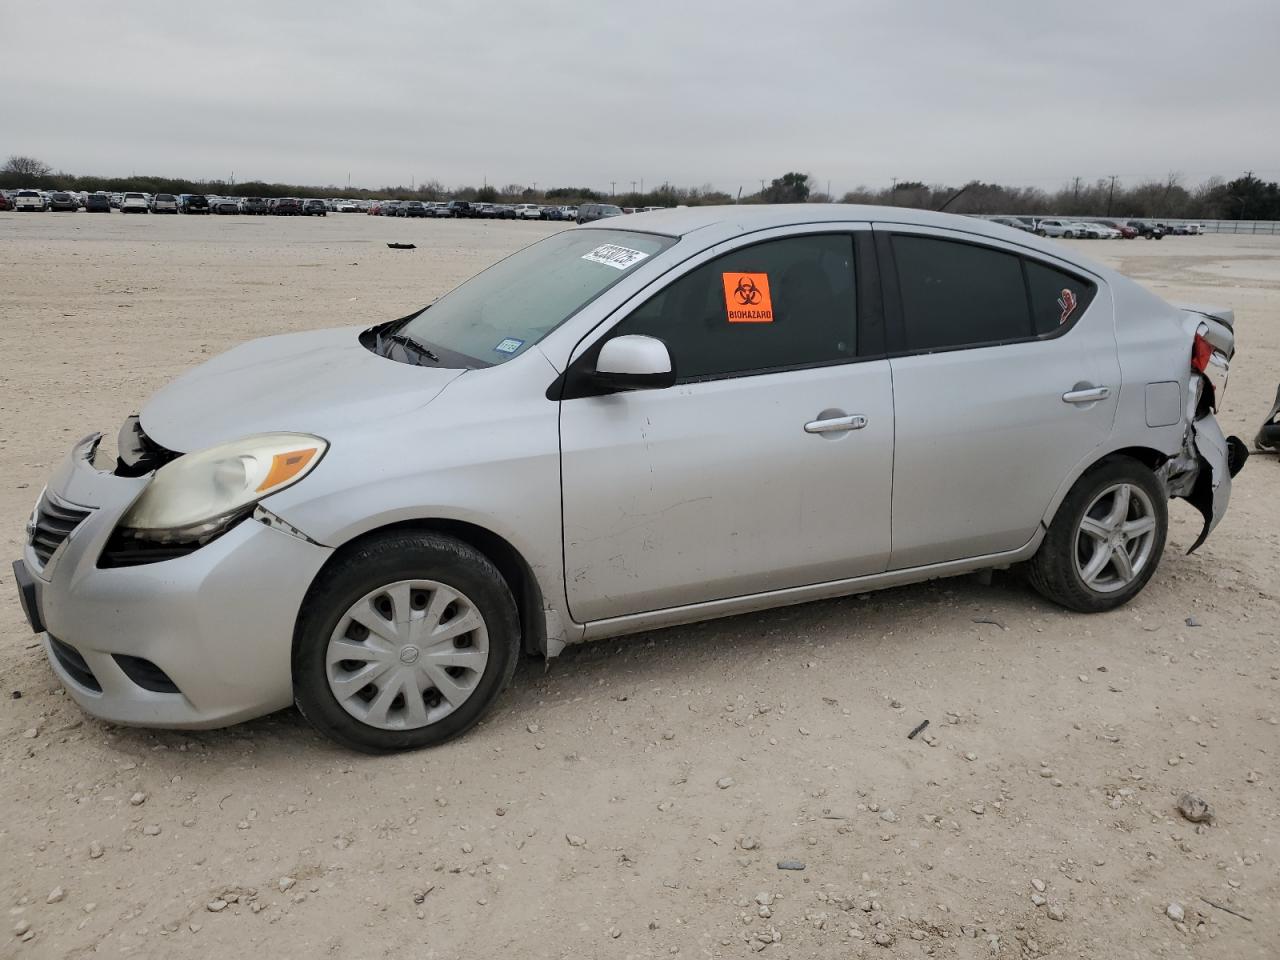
<box><xmin>0</xmin><ymin>213</ymin><xmax>1276</xmax><ymax>959</ymax></box>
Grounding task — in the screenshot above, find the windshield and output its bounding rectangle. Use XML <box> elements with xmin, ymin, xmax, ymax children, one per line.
<box><xmin>398</xmin><ymin>228</ymin><xmax>675</xmax><ymax>365</ymax></box>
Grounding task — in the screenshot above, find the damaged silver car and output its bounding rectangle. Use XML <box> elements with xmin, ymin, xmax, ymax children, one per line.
<box><xmin>13</xmin><ymin>206</ymin><xmax>1247</xmax><ymax>752</ymax></box>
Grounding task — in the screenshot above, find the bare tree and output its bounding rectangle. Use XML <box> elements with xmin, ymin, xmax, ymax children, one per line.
<box><xmin>3</xmin><ymin>155</ymin><xmax>52</xmax><ymax>177</ymax></box>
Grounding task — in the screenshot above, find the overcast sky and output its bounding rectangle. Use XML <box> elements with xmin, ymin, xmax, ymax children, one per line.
<box><xmin>3</xmin><ymin>0</ymin><xmax>1278</xmax><ymax>195</ymax></box>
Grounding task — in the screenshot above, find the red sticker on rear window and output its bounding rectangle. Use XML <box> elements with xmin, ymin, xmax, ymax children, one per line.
<box><xmin>1057</xmin><ymin>288</ymin><xmax>1077</xmax><ymax>324</ymax></box>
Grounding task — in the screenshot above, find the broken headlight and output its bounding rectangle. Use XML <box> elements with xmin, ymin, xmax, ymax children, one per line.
<box><xmin>117</xmin><ymin>433</ymin><xmax>327</xmax><ymax>544</ymax></box>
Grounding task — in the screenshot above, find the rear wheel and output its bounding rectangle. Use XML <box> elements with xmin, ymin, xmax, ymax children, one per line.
<box><xmin>293</xmin><ymin>531</ymin><xmax>520</xmax><ymax>753</ymax></box>
<box><xmin>1027</xmin><ymin>457</ymin><xmax>1167</xmax><ymax>613</ymax></box>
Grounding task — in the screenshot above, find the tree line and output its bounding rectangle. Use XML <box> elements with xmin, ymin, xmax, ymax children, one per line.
<box><xmin>4</xmin><ymin>155</ymin><xmax>1278</xmax><ymax>220</ymax></box>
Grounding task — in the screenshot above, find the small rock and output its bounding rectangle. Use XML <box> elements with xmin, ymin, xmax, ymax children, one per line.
<box><xmin>739</xmin><ymin>836</ymin><xmax>759</xmax><ymax>850</ymax></box>
<box><xmin>879</xmin><ymin>809</ymin><xmax>899</xmax><ymax>823</ymax></box>
<box><xmin>129</xmin><ymin>791</ymin><xmax>147</xmax><ymax>806</ymax></box>
<box><xmin>206</xmin><ymin>900</ymin><xmax>228</xmax><ymax>913</ymax></box>
<box><xmin>495</xmin><ymin>806</ymin><xmax>506</xmax><ymax>816</ymax></box>
<box><xmin>873</xmin><ymin>931</ymin><xmax>893</xmax><ymax>946</ymax></box>
<box><xmin>910</xmin><ymin>929</ymin><xmax>926</xmax><ymax>941</ymax></box>
<box><xmin>1031</xmin><ymin>894</ymin><xmax>1046</xmax><ymax>907</ymax></box>
<box><xmin>1031</xmin><ymin>878</ymin><xmax>1046</xmax><ymax>892</ymax></box>
<box><xmin>46</xmin><ymin>887</ymin><xmax>65</xmax><ymax>904</ymax></box>
<box><xmin>1167</xmin><ymin>902</ymin><xmax>1185</xmax><ymax>923</ymax></box>
<box><xmin>461</xmin><ymin>842</ymin><xmax>473</xmax><ymax>854</ymax></box>
<box><xmin>88</xmin><ymin>842</ymin><xmax>103</xmax><ymax>859</ymax></box>
<box><xmin>278</xmin><ymin>877</ymin><xmax>296</xmax><ymax>892</ymax></box>
<box><xmin>14</xmin><ymin>921</ymin><xmax>31</xmax><ymax>936</ymax></box>
<box><xmin>1185</xmin><ymin>616</ymin><xmax>1201</xmax><ymax>627</ymax></box>
<box><xmin>608</xmin><ymin>926</ymin><xmax>621</xmax><ymax>939</ymax></box>
<box><xmin>142</xmin><ymin>825</ymin><xmax>161</xmax><ymax>836</ymax></box>
<box><xmin>565</xmin><ymin>834</ymin><xmax>586</xmax><ymax>847</ymax></box>
<box><xmin>970</xmin><ymin>803</ymin><xmax>986</xmax><ymax>816</ymax></box>
<box><xmin>1176</xmin><ymin>792</ymin><xmax>1214</xmax><ymax>824</ymax></box>
<box><xmin>776</xmin><ymin>859</ymin><xmax>805</xmax><ymax>871</ymax></box>
<box><xmin>526</xmin><ymin>722</ymin><xmax>540</xmax><ymax>734</ymax></box>
<box><xmin>22</xmin><ymin>727</ymin><xmax>38</xmax><ymax>739</ymax></box>
<box><xmin>963</xmin><ymin>752</ymin><xmax>977</xmax><ymax>761</ymax></box>
<box><xmin>716</xmin><ymin>777</ymin><xmax>735</xmax><ymax>789</ymax></box>
<box><xmin>188</xmin><ymin>921</ymin><xmax>202</xmax><ymax>933</ymax></box>
<box><xmin>1047</xmin><ymin>903</ymin><xmax>1065</xmax><ymax>921</ymax></box>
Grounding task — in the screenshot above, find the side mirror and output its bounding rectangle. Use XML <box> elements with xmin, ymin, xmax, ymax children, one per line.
<box><xmin>591</xmin><ymin>335</ymin><xmax>676</xmax><ymax>392</ymax></box>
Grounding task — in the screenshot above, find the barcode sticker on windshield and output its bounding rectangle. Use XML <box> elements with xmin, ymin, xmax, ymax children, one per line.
<box><xmin>581</xmin><ymin>244</ymin><xmax>650</xmax><ymax>270</ymax></box>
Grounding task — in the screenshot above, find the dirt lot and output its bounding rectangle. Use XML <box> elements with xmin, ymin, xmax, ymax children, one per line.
<box><xmin>0</xmin><ymin>213</ymin><xmax>1276</xmax><ymax>959</ymax></box>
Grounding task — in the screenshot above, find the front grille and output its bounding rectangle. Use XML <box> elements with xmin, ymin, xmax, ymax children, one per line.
<box><xmin>30</xmin><ymin>492</ymin><xmax>92</xmax><ymax>566</ymax></box>
<box><xmin>114</xmin><ymin>655</ymin><xmax>180</xmax><ymax>694</ymax></box>
<box><xmin>49</xmin><ymin>637</ymin><xmax>102</xmax><ymax>692</ymax></box>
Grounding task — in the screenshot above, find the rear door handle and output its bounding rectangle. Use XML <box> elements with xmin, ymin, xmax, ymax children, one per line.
<box><xmin>1062</xmin><ymin>386</ymin><xmax>1110</xmax><ymax>404</ymax></box>
<box><xmin>804</xmin><ymin>414</ymin><xmax>868</xmax><ymax>434</ymax></box>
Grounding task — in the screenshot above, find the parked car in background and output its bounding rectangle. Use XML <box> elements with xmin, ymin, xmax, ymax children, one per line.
<box><xmin>12</xmin><ymin>190</ymin><xmax>47</xmax><ymax>211</ymax></box>
<box><xmin>337</xmin><ymin>200</ymin><xmax>360</xmax><ymax>213</ymax></box>
<box><xmin>542</xmin><ymin>206</ymin><xmax>566</xmax><ymax>221</ymax></box>
<box><xmin>151</xmin><ymin>193</ymin><xmax>178</xmax><ymax>214</ymax></box>
<box><xmin>380</xmin><ymin>201</ymin><xmax>403</xmax><ymax>217</ymax></box>
<box><xmin>13</xmin><ymin>206</ymin><xmax>1245</xmax><ymax>752</ymax></box>
<box><xmin>239</xmin><ymin>197</ymin><xmax>269</xmax><ymax>215</ymax></box>
<box><xmin>445</xmin><ymin>200</ymin><xmax>473</xmax><ymax>218</ymax></box>
<box><xmin>561</xmin><ymin>205</ymin><xmax>579</xmax><ymax>221</ymax></box>
<box><xmin>511</xmin><ymin>203</ymin><xmax>539</xmax><ymax>219</ymax></box>
<box><xmin>302</xmin><ymin>199</ymin><xmax>328</xmax><ymax>217</ymax></box>
<box><xmin>576</xmin><ymin>202</ymin><xmax>623</xmax><ymax>224</ymax></box>
<box><xmin>271</xmin><ymin>198</ymin><xmax>302</xmax><ymax>216</ymax></box>
<box><xmin>209</xmin><ymin>197</ymin><xmax>240</xmax><ymax>215</ymax></box>
<box><xmin>48</xmin><ymin>192</ymin><xmax>79</xmax><ymax>211</ymax></box>
<box><xmin>84</xmin><ymin>193</ymin><xmax>112</xmax><ymax>212</ymax></box>
<box><xmin>430</xmin><ymin>202</ymin><xmax>453</xmax><ymax>218</ymax></box>
<box><xmin>1184</xmin><ymin>223</ymin><xmax>1202</xmax><ymax>235</ymax></box>
<box><xmin>990</xmin><ymin>216</ymin><xmax>1035</xmax><ymax>232</ymax></box>
<box><xmin>178</xmin><ymin>194</ymin><xmax>209</xmax><ymax>214</ymax></box>
<box><xmin>1077</xmin><ymin>222</ymin><xmax>1119</xmax><ymax>239</ymax></box>
<box><xmin>1127</xmin><ymin>220</ymin><xmax>1165</xmax><ymax>239</ymax></box>
<box><xmin>0</xmin><ymin>191</ymin><xmax>14</xmax><ymax>211</ymax></box>
<box><xmin>1033</xmin><ymin>218</ymin><xmax>1079</xmax><ymax>238</ymax></box>
<box><xmin>1093</xmin><ymin>220</ymin><xmax>1137</xmax><ymax>239</ymax></box>
<box><xmin>491</xmin><ymin>204</ymin><xmax>516</xmax><ymax>219</ymax></box>
<box><xmin>120</xmin><ymin>192</ymin><xmax>150</xmax><ymax>213</ymax></box>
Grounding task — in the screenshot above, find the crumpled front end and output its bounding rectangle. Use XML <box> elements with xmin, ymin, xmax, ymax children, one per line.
<box><xmin>1159</xmin><ymin>306</ymin><xmax>1249</xmax><ymax>552</ymax></box>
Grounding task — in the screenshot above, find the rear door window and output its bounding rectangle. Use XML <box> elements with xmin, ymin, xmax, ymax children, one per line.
<box><xmin>892</xmin><ymin>235</ymin><xmax>1030</xmax><ymax>351</ymax></box>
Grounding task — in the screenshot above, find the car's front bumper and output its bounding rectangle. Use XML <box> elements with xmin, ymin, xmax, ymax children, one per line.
<box><xmin>17</xmin><ymin>435</ymin><xmax>333</xmax><ymax>729</ymax></box>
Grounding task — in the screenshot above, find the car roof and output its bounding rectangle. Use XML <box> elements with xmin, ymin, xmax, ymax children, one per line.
<box><xmin>583</xmin><ymin>203</ymin><xmax>1116</xmax><ymax>280</ymax></box>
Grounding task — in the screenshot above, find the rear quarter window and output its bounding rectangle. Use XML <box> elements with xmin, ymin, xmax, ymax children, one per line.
<box><xmin>1025</xmin><ymin>260</ymin><xmax>1097</xmax><ymax>335</ymax></box>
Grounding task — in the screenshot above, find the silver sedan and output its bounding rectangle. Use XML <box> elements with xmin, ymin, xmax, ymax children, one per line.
<box><xmin>14</xmin><ymin>205</ymin><xmax>1246</xmax><ymax>752</ymax></box>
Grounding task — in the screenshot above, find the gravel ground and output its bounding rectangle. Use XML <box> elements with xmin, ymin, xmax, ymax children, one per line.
<box><xmin>0</xmin><ymin>213</ymin><xmax>1276</xmax><ymax>958</ymax></box>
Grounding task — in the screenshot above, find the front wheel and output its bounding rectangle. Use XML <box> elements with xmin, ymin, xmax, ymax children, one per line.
<box><xmin>1027</xmin><ymin>457</ymin><xmax>1167</xmax><ymax>613</ymax></box>
<box><xmin>293</xmin><ymin>531</ymin><xmax>520</xmax><ymax>753</ymax></box>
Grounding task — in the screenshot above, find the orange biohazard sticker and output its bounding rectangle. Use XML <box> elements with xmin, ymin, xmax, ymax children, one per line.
<box><xmin>722</xmin><ymin>272</ymin><xmax>774</xmax><ymax>322</ymax></box>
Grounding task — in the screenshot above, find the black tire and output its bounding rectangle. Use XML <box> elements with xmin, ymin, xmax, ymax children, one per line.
<box><xmin>293</xmin><ymin>531</ymin><xmax>520</xmax><ymax>753</ymax></box>
<box><xmin>1026</xmin><ymin>456</ymin><xmax>1168</xmax><ymax>613</ymax></box>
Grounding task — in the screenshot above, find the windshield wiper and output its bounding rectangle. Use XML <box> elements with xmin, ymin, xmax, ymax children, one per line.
<box><xmin>377</xmin><ymin>329</ymin><xmax>440</xmax><ymax>365</ymax></box>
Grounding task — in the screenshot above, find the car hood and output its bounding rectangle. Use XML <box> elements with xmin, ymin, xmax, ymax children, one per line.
<box><xmin>141</xmin><ymin>326</ymin><xmax>465</xmax><ymax>452</ymax></box>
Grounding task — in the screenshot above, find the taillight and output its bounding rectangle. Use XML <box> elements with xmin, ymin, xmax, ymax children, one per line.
<box><xmin>1191</xmin><ymin>333</ymin><xmax>1212</xmax><ymax>374</ymax></box>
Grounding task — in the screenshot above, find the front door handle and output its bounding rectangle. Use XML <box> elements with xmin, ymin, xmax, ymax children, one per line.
<box><xmin>1062</xmin><ymin>386</ymin><xmax>1110</xmax><ymax>404</ymax></box>
<box><xmin>804</xmin><ymin>414</ymin><xmax>868</xmax><ymax>434</ymax></box>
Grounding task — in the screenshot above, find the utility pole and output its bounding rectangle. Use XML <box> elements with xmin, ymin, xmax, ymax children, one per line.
<box><xmin>640</xmin><ymin>178</ymin><xmax>644</xmax><ymax>194</ymax></box>
<box><xmin>891</xmin><ymin>177</ymin><xmax>898</xmax><ymax>205</ymax></box>
<box><xmin>1106</xmin><ymin>175</ymin><xmax>1117</xmax><ymax>216</ymax></box>
<box><xmin>826</xmin><ymin>179</ymin><xmax>831</xmax><ymax>200</ymax></box>
<box><xmin>532</xmin><ymin>181</ymin><xmax>538</xmax><ymax>196</ymax></box>
<box><xmin>610</xmin><ymin>181</ymin><xmax>616</xmax><ymax>196</ymax></box>
<box><xmin>630</xmin><ymin>180</ymin><xmax>637</xmax><ymax>194</ymax></box>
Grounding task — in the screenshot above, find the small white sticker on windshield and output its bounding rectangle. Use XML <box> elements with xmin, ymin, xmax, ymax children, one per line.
<box><xmin>494</xmin><ymin>337</ymin><xmax>525</xmax><ymax>354</ymax></box>
<box><xmin>581</xmin><ymin>243</ymin><xmax>650</xmax><ymax>270</ymax></box>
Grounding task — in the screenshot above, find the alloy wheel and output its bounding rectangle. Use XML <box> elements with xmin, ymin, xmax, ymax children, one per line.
<box><xmin>1074</xmin><ymin>483</ymin><xmax>1158</xmax><ymax>593</ymax></box>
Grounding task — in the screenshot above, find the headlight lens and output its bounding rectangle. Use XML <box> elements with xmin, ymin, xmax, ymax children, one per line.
<box><xmin>119</xmin><ymin>433</ymin><xmax>327</xmax><ymax>542</ymax></box>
